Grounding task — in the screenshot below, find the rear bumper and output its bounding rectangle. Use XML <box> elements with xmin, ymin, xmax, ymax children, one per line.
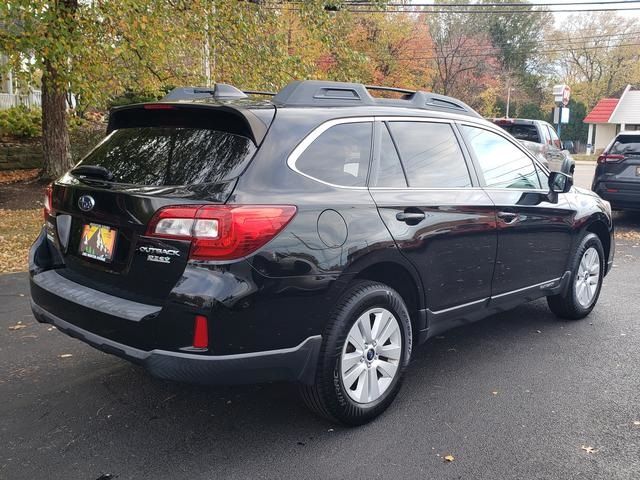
<box><xmin>593</xmin><ymin>182</ymin><xmax>640</xmax><ymax>210</ymax></box>
<box><xmin>31</xmin><ymin>300</ymin><xmax>321</xmax><ymax>385</ymax></box>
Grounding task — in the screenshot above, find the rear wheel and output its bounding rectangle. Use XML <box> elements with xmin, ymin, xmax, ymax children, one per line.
<box><xmin>300</xmin><ymin>280</ymin><xmax>412</xmax><ymax>425</ymax></box>
<box><xmin>547</xmin><ymin>233</ymin><xmax>604</xmax><ymax>320</ymax></box>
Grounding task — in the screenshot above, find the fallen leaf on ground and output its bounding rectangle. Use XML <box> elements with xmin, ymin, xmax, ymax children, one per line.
<box><xmin>8</xmin><ymin>323</ymin><xmax>27</xmax><ymax>331</ymax></box>
<box><xmin>443</xmin><ymin>454</ymin><xmax>455</xmax><ymax>462</ymax></box>
<box><xmin>633</xmin><ymin>421</ymin><xmax>640</xmax><ymax>426</ymax></box>
<box><xmin>0</xmin><ymin>208</ymin><xmax>43</xmax><ymax>273</ymax></box>
<box><xmin>0</xmin><ymin>169</ymin><xmax>40</xmax><ymax>185</ymax></box>
<box><xmin>581</xmin><ymin>445</ymin><xmax>598</xmax><ymax>454</ymax></box>
<box><xmin>492</xmin><ymin>391</ymin><xmax>498</xmax><ymax>395</ymax></box>
<box><xmin>58</xmin><ymin>354</ymin><xmax>73</xmax><ymax>358</ymax></box>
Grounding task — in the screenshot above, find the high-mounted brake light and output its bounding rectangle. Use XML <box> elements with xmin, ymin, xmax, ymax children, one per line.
<box><xmin>143</xmin><ymin>104</ymin><xmax>176</xmax><ymax>110</ymax></box>
<box><xmin>146</xmin><ymin>205</ymin><xmax>297</xmax><ymax>260</ymax></box>
<box><xmin>597</xmin><ymin>153</ymin><xmax>624</xmax><ymax>164</ymax></box>
<box><xmin>43</xmin><ymin>184</ymin><xmax>53</xmax><ymax>219</ymax></box>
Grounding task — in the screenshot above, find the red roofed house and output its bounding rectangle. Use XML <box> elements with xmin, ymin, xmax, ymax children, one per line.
<box><xmin>584</xmin><ymin>85</ymin><xmax>640</xmax><ymax>153</ymax></box>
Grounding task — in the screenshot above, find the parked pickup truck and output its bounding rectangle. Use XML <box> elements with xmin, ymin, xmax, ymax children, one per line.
<box><xmin>492</xmin><ymin>118</ymin><xmax>575</xmax><ymax>173</ymax></box>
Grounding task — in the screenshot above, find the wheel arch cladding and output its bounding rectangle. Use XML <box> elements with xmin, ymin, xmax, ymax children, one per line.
<box><xmin>354</xmin><ymin>261</ymin><xmax>423</xmax><ymax>336</ymax></box>
<box><xmin>585</xmin><ymin>220</ymin><xmax>611</xmax><ymax>271</ymax></box>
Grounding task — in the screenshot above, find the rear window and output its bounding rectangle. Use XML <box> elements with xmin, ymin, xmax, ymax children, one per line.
<box><xmin>497</xmin><ymin>124</ymin><xmax>541</xmax><ymax>143</ymax></box>
<box><xmin>77</xmin><ymin>127</ymin><xmax>256</xmax><ymax>186</ymax></box>
<box><xmin>611</xmin><ymin>135</ymin><xmax>640</xmax><ymax>155</ymax></box>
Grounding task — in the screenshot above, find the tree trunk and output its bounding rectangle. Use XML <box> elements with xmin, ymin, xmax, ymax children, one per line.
<box><xmin>41</xmin><ymin>61</ymin><xmax>72</xmax><ymax>179</ymax></box>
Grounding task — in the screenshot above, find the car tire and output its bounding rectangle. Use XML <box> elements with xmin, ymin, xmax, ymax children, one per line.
<box><xmin>300</xmin><ymin>280</ymin><xmax>412</xmax><ymax>425</ymax></box>
<box><xmin>547</xmin><ymin>233</ymin><xmax>604</xmax><ymax>320</ymax></box>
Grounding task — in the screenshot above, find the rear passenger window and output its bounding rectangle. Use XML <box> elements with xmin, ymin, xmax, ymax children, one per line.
<box><xmin>295</xmin><ymin>122</ymin><xmax>372</xmax><ymax>187</ymax></box>
<box><xmin>461</xmin><ymin>126</ymin><xmax>542</xmax><ymax>190</ymax></box>
<box><xmin>387</xmin><ymin>122</ymin><xmax>471</xmax><ymax>188</ymax></box>
<box><xmin>370</xmin><ymin>124</ymin><xmax>407</xmax><ymax>187</ymax></box>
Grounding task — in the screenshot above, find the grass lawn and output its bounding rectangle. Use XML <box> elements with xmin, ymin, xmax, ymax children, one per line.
<box><xmin>573</xmin><ymin>154</ymin><xmax>598</xmax><ymax>162</ymax></box>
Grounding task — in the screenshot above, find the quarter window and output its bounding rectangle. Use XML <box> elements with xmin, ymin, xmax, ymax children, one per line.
<box><xmin>460</xmin><ymin>126</ymin><xmax>542</xmax><ymax>190</ymax></box>
<box><xmin>295</xmin><ymin>122</ymin><xmax>372</xmax><ymax>187</ymax></box>
<box><xmin>387</xmin><ymin>122</ymin><xmax>471</xmax><ymax>188</ymax></box>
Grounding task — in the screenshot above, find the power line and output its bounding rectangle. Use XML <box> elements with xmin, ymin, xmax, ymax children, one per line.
<box><xmin>262</xmin><ymin>3</ymin><xmax>640</xmax><ymax>13</ymax></box>
<box><xmin>378</xmin><ymin>1</ymin><xmax>640</xmax><ymax>7</ymax></box>
<box><xmin>375</xmin><ymin>41</ymin><xmax>640</xmax><ymax>61</ymax></box>
<box><xmin>396</xmin><ymin>31</ymin><xmax>640</xmax><ymax>56</ymax></box>
<box><xmin>282</xmin><ymin>22</ymin><xmax>640</xmax><ymax>53</ymax></box>
<box><xmin>332</xmin><ymin>7</ymin><xmax>640</xmax><ymax>13</ymax></box>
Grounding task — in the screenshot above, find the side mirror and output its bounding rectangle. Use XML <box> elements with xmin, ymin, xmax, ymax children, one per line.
<box><xmin>548</xmin><ymin>171</ymin><xmax>573</xmax><ymax>194</ymax></box>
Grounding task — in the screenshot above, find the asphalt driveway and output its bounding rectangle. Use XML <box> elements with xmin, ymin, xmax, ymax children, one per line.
<box><xmin>1</xmin><ymin>163</ymin><xmax>639</xmax><ymax>480</ymax></box>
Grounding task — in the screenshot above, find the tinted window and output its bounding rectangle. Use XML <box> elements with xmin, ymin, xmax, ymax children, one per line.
<box><xmin>387</xmin><ymin>122</ymin><xmax>471</xmax><ymax>188</ymax></box>
<box><xmin>296</xmin><ymin>122</ymin><xmax>372</xmax><ymax>187</ymax></box>
<box><xmin>79</xmin><ymin>127</ymin><xmax>256</xmax><ymax>186</ymax></box>
<box><xmin>498</xmin><ymin>124</ymin><xmax>541</xmax><ymax>143</ymax></box>
<box><xmin>370</xmin><ymin>124</ymin><xmax>407</xmax><ymax>187</ymax></box>
<box><xmin>611</xmin><ymin>135</ymin><xmax>640</xmax><ymax>155</ymax></box>
<box><xmin>461</xmin><ymin>126</ymin><xmax>542</xmax><ymax>189</ymax></box>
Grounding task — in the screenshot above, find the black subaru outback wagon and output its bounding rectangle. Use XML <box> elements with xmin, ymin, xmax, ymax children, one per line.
<box><xmin>30</xmin><ymin>80</ymin><xmax>614</xmax><ymax>425</ymax></box>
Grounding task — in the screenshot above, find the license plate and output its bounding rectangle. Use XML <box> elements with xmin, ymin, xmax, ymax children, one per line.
<box><xmin>79</xmin><ymin>223</ymin><xmax>117</xmax><ymax>262</ymax></box>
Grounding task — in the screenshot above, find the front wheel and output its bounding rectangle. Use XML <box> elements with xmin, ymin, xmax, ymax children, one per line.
<box><xmin>300</xmin><ymin>281</ymin><xmax>412</xmax><ymax>425</ymax></box>
<box><xmin>547</xmin><ymin>233</ymin><xmax>604</xmax><ymax>320</ymax></box>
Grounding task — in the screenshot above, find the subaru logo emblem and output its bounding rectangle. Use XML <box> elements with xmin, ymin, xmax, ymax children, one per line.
<box><xmin>78</xmin><ymin>195</ymin><xmax>95</xmax><ymax>212</ymax></box>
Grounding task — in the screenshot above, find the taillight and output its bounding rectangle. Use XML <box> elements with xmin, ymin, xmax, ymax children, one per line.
<box><xmin>43</xmin><ymin>184</ymin><xmax>53</xmax><ymax>219</ymax></box>
<box><xmin>597</xmin><ymin>153</ymin><xmax>625</xmax><ymax>164</ymax></box>
<box><xmin>146</xmin><ymin>205</ymin><xmax>297</xmax><ymax>260</ymax></box>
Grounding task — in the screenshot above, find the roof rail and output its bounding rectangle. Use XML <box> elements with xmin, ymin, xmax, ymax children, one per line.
<box><xmin>364</xmin><ymin>85</ymin><xmax>416</xmax><ymax>96</ymax></box>
<box><xmin>162</xmin><ymin>80</ymin><xmax>481</xmax><ymax>117</ymax></box>
<box><xmin>272</xmin><ymin>80</ymin><xmax>481</xmax><ymax>117</ymax></box>
<box><xmin>162</xmin><ymin>84</ymin><xmax>248</xmax><ymax>101</ymax></box>
<box><xmin>242</xmin><ymin>90</ymin><xmax>276</xmax><ymax>96</ymax></box>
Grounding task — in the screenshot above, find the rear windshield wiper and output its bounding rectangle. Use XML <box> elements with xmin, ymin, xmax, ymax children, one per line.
<box><xmin>70</xmin><ymin>165</ymin><xmax>115</xmax><ymax>182</ymax></box>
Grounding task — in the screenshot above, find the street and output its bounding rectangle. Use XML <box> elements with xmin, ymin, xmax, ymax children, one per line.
<box><xmin>1</xmin><ymin>163</ymin><xmax>639</xmax><ymax>480</ymax></box>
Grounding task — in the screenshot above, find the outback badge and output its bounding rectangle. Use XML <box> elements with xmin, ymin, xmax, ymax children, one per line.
<box><xmin>138</xmin><ymin>245</ymin><xmax>180</xmax><ymax>264</ymax></box>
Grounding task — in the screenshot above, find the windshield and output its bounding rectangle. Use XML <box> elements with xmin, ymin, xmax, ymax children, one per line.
<box><xmin>76</xmin><ymin>127</ymin><xmax>256</xmax><ymax>186</ymax></box>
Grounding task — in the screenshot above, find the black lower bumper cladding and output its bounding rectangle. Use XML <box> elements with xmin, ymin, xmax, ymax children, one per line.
<box><xmin>31</xmin><ymin>301</ymin><xmax>321</xmax><ymax>385</ymax></box>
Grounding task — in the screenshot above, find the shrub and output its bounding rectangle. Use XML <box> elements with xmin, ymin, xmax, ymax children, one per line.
<box><xmin>0</xmin><ymin>106</ymin><xmax>42</xmax><ymax>139</ymax></box>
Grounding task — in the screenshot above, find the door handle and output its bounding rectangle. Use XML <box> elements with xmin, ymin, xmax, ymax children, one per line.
<box><xmin>396</xmin><ymin>211</ymin><xmax>425</xmax><ymax>224</ymax></box>
<box><xmin>497</xmin><ymin>211</ymin><xmax>519</xmax><ymax>224</ymax></box>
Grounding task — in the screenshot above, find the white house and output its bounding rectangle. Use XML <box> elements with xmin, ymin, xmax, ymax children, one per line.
<box><xmin>0</xmin><ymin>53</ymin><xmax>41</xmax><ymax>109</ymax></box>
<box><xmin>584</xmin><ymin>85</ymin><xmax>640</xmax><ymax>154</ymax></box>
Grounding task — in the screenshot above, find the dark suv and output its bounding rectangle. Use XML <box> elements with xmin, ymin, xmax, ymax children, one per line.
<box><xmin>592</xmin><ymin>131</ymin><xmax>640</xmax><ymax>210</ymax></box>
<box><xmin>30</xmin><ymin>80</ymin><xmax>614</xmax><ymax>425</ymax></box>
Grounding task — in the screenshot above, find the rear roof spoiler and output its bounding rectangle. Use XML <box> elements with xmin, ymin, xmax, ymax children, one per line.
<box><xmin>107</xmin><ymin>103</ymin><xmax>274</xmax><ymax>145</ymax></box>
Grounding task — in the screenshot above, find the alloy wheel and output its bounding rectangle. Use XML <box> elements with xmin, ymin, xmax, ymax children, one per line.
<box><xmin>340</xmin><ymin>307</ymin><xmax>402</xmax><ymax>404</ymax></box>
<box><xmin>575</xmin><ymin>247</ymin><xmax>601</xmax><ymax>308</ymax></box>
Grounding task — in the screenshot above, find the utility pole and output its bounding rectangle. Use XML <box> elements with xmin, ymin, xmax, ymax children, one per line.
<box><xmin>506</xmin><ymin>80</ymin><xmax>514</xmax><ymax>118</ymax></box>
<box><xmin>203</xmin><ymin>1</ymin><xmax>215</xmax><ymax>87</ymax></box>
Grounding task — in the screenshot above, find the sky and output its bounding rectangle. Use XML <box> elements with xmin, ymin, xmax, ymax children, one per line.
<box><xmin>552</xmin><ymin>0</ymin><xmax>640</xmax><ymax>25</ymax></box>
